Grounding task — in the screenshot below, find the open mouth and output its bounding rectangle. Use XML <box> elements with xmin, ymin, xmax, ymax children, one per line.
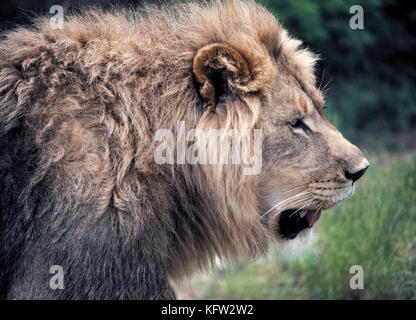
<box><xmin>278</xmin><ymin>209</ymin><xmax>322</xmax><ymax>240</ymax></box>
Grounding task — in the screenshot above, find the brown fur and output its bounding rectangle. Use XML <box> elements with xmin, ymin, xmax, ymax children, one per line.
<box><xmin>0</xmin><ymin>0</ymin><xmax>368</xmax><ymax>299</ymax></box>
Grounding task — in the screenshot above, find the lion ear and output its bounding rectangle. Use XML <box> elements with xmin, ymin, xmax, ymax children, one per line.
<box><xmin>193</xmin><ymin>43</ymin><xmax>264</xmax><ymax>110</ymax></box>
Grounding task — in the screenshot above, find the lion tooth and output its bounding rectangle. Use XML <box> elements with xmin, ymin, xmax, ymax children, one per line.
<box><xmin>300</xmin><ymin>210</ymin><xmax>308</xmax><ymax>218</ymax></box>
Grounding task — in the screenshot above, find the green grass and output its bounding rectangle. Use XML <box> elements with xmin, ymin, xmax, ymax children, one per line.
<box><xmin>192</xmin><ymin>157</ymin><xmax>416</xmax><ymax>299</ymax></box>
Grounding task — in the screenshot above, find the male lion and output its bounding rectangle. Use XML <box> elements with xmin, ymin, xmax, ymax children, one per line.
<box><xmin>0</xmin><ymin>0</ymin><xmax>369</xmax><ymax>299</ymax></box>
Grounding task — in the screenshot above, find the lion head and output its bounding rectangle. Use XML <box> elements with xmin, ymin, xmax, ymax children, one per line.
<box><xmin>185</xmin><ymin>0</ymin><xmax>369</xmax><ymax>260</ymax></box>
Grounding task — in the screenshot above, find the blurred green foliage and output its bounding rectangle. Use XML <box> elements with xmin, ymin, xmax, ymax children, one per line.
<box><xmin>259</xmin><ymin>0</ymin><xmax>416</xmax><ymax>145</ymax></box>
<box><xmin>194</xmin><ymin>157</ymin><xmax>416</xmax><ymax>299</ymax></box>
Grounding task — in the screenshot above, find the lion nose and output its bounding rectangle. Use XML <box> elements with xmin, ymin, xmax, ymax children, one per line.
<box><xmin>344</xmin><ymin>162</ymin><xmax>369</xmax><ymax>182</ymax></box>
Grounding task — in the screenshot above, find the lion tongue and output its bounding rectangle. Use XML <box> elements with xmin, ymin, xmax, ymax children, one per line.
<box><xmin>305</xmin><ymin>210</ymin><xmax>322</xmax><ymax>227</ymax></box>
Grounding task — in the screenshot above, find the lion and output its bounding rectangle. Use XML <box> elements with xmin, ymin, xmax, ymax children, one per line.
<box><xmin>0</xmin><ymin>0</ymin><xmax>369</xmax><ymax>299</ymax></box>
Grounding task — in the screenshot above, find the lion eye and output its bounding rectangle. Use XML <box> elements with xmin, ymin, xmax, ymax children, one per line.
<box><xmin>289</xmin><ymin>118</ymin><xmax>309</xmax><ymax>132</ymax></box>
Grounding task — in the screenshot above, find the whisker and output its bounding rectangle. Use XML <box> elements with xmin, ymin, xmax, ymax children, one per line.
<box><xmin>260</xmin><ymin>191</ymin><xmax>310</xmax><ymax>218</ymax></box>
<box><xmin>322</xmin><ymin>77</ymin><xmax>333</xmax><ymax>92</ymax></box>
<box><xmin>281</xmin><ymin>184</ymin><xmax>309</xmax><ymax>194</ymax></box>
<box><xmin>288</xmin><ymin>196</ymin><xmax>316</xmax><ymax>218</ymax></box>
<box><xmin>266</xmin><ymin>191</ymin><xmax>310</xmax><ymax>211</ymax></box>
<box><xmin>318</xmin><ymin>66</ymin><xmax>326</xmax><ymax>91</ymax></box>
<box><xmin>277</xmin><ymin>193</ymin><xmax>312</xmax><ymax>210</ymax></box>
<box><xmin>283</xmin><ymin>196</ymin><xmax>313</xmax><ymax>213</ymax></box>
<box><xmin>267</xmin><ymin>195</ymin><xmax>314</xmax><ymax>219</ymax></box>
<box><xmin>315</xmin><ymin>202</ymin><xmax>324</xmax><ymax>216</ymax></box>
<box><xmin>261</xmin><ymin>196</ymin><xmax>309</xmax><ymax>219</ymax></box>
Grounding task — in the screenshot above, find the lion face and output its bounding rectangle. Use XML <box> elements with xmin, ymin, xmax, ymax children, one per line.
<box><xmin>259</xmin><ymin>73</ymin><xmax>369</xmax><ymax>241</ymax></box>
<box><xmin>193</xmin><ymin>37</ymin><xmax>368</xmax><ymax>244</ymax></box>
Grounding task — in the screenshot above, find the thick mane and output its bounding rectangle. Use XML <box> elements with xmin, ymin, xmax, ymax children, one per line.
<box><xmin>0</xmin><ymin>0</ymin><xmax>318</xmax><ymax>298</ymax></box>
